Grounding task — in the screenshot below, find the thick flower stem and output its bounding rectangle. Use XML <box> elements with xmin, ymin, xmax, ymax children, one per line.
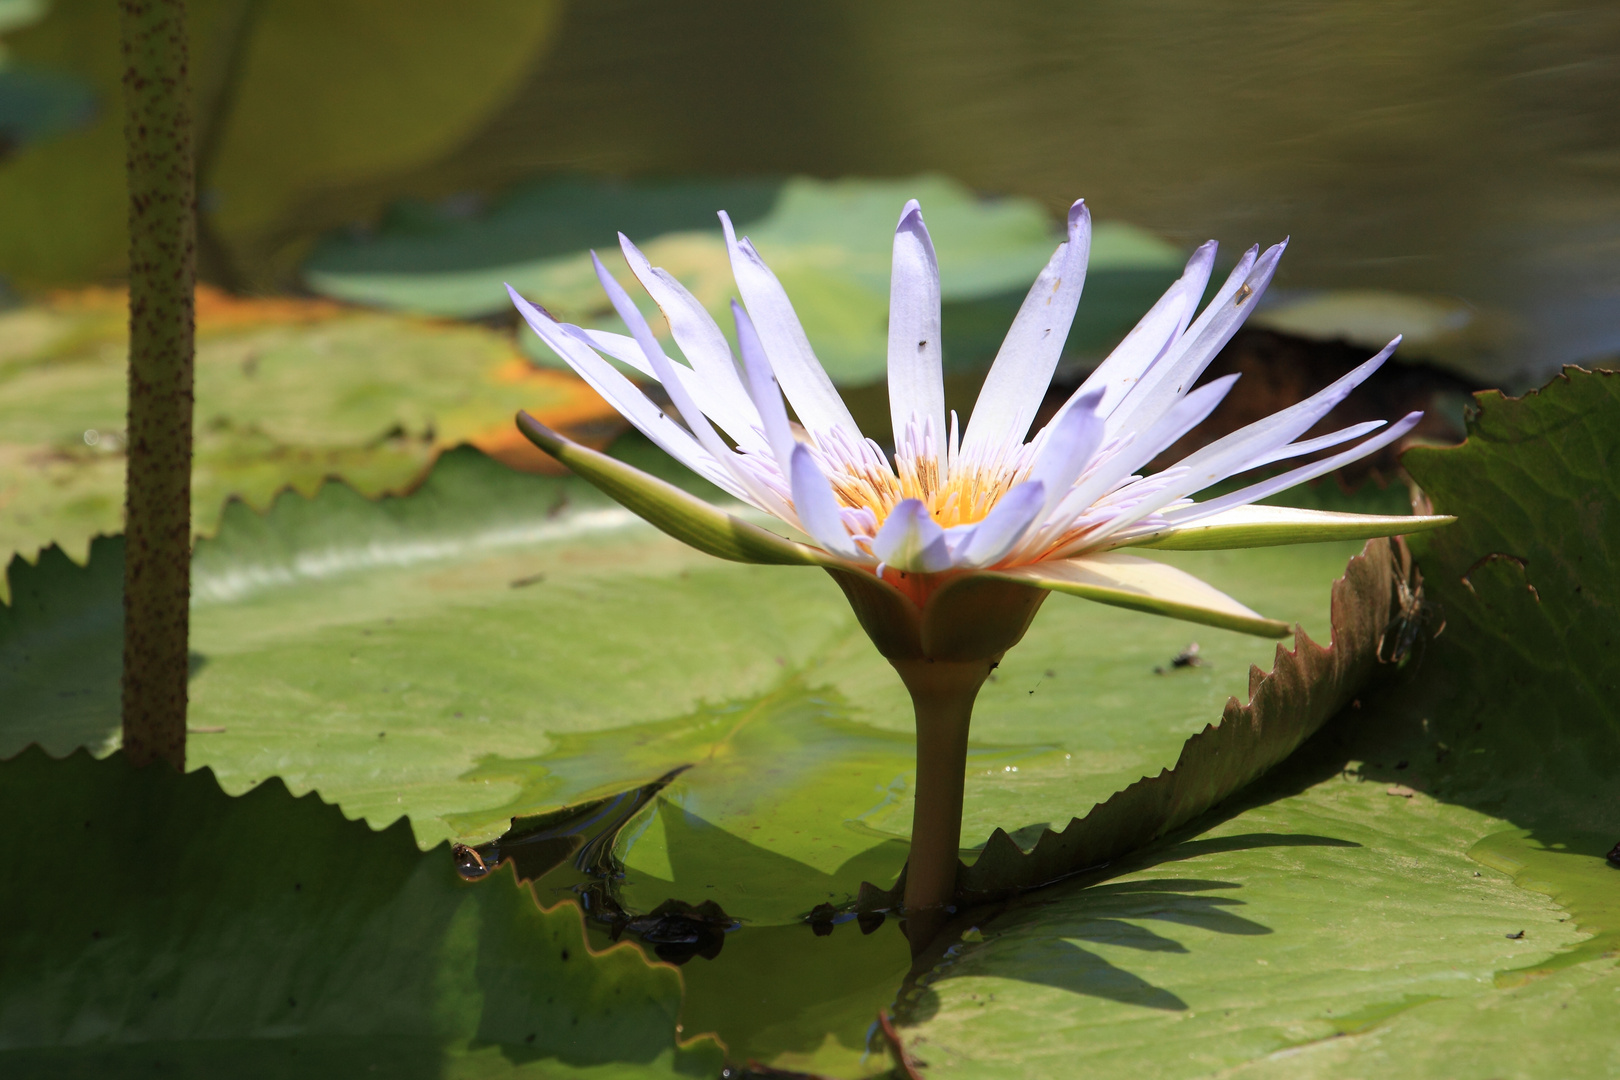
<box><xmin>119</xmin><ymin>0</ymin><xmax>196</xmax><ymax>770</ymax></box>
<box><xmin>891</xmin><ymin>656</ymin><xmax>995</xmax><ymax>952</ymax></box>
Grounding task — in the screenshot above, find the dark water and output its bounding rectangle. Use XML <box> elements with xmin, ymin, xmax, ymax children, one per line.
<box><xmin>421</xmin><ymin>0</ymin><xmax>1620</xmax><ymax>387</ymax></box>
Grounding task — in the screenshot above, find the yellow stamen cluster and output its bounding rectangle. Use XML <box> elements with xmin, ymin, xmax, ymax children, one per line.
<box><xmin>825</xmin><ymin>453</ymin><xmax>1031</xmax><ymax>533</ymax></box>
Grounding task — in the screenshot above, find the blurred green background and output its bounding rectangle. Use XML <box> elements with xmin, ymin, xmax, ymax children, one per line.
<box><xmin>3</xmin><ymin>0</ymin><xmax>1618</xmax><ymax>388</ymax></box>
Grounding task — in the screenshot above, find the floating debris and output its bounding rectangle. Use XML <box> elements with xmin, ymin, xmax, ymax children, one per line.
<box><xmin>1154</xmin><ymin>642</ymin><xmax>1205</xmax><ymax>675</ymax></box>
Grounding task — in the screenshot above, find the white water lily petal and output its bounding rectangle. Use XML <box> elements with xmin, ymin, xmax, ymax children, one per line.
<box><xmin>719</xmin><ymin>210</ymin><xmax>860</xmax><ymax>440</ymax></box>
<box><xmin>989</xmin><ymin>551</ymin><xmax>1289</xmax><ymax>637</ymax></box>
<box><xmin>1026</xmin><ymin>389</ymin><xmax>1105</xmax><ymax>520</ymax></box>
<box><xmin>888</xmin><ymin>200</ymin><xmax>946</xmax><ymax>459</ymax></box>
<box><xmin>1072</xmin><ymin>240</ymin><xmax>1218</xmax><ymax>418</ymax></box>
<box><xmin>789</xmin><ymin>444</ymin><xmax>866</xmax><ymax>560</ymax></box>
<box><xmin>516</xmin><ymin>413</ymin><xmax>834</xmax><ymax>568</ymax></box>
<box><xmin>959</xmin><ymin>201</ymin><xmax>1091</xmax><ymax>470</ymax></box>
<box><xmin>590</xmin><ymin>253</ymin><xmax>784</xmax><ymax>514</ymax></box>
<box><xmin>1165</xmin><ymin>410</ymin><xmax>1425</xmax><ymax>525</ymax></box>
<box><xmin>1124</xmin><ymin>503</ymin><xmax>1456</xmax><ymax>551</ymax></box>
<box><xmin>1249</xmin><ymin>419</ymin><xmax>1387</xmax><ymax>470</ymax></box>
<box><xmin>1107</xmin><ymin>241</ymin><xmax>1283</xmax><ymax>439</ymax></box>
<box><xmin>734</xmin><ymin>300</ymin><xmax>797</xmax><ymax>475</ymax></box>
<box><xmin>507</xmin><ymin>284</ymin><xmax>744</xmax><ymax>498</ymax></box>
<box><xmin>573</xmin><ymin>327</ymin><xmax>768</xmax><ymax>456</ymax></box>
<box><xmin>510</xmin><ymin>196</ymin><xmax>1449</xmax><ymax>618</ymax></box>
<box><xmin>1045</xmin><ymin>373</ymin><xmax>1239</xmax><ymax>534</ymax></box>
<box><xmin>1162</xmin><ymin>338</ymin><xmax>1401</xmax><ymax>493</ymax></box>
<box><xmin>618</xmin><ymin>233</ymin><xmax>762</xmax><ymax>439</ymax></box>
<box><xmin>1086</xmin><ymin>339</ymin><xmax>1403</xmax><ymax>547</ymax></box>
<box><xmin>951</xmin><ymin>481</ymin><xmax>1047</xmax><ymax>567</ymax></box>
<box><xmin>872</xmin><ymin>499</ymin><xmax>953</xmax><ymax>573</ymax></box>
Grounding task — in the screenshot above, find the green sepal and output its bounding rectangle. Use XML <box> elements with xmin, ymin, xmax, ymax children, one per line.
<box><xmin>988</xmin><ymin>552</ymin><xmax>1292</xmax><ymax>638</ymax></box>
<box><xmin>516</xmin><ymin>411</ymin><xmax>836</xmax><ymax>567</ymax></box>
<box><xmin>1127</xmin><ymin>505</ymin><xmax>1455</xmax><ymax>552</ymax></box>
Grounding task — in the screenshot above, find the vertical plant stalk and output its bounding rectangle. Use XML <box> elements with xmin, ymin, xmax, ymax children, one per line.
<box><xmin>120</xmin><ymin>0</ymin><xmax>196</xmax><ymax>770</ymax></box>
<box><xmin>891</xmin><ymin>657</ymin><xmax>996</xmax><ymax>951</ymax></box>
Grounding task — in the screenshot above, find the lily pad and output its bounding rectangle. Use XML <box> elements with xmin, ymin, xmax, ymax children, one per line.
<box><xmin>894</xmin><ymin>763</ymin><xmax>1599</xmax><ymax>1079</ymax></box>
<box><xmin>0</xmin><ymin>433</ymin><xmax>1435</xmax><ymax>1077</ymax></box>
<box><xmin>1</xmin><ymin>437</ymin><xmax>1370</xmax><ymax>861</ymax></box>
<box><xmin>0</xmin><ymin>744</ymin><xmax>722</xmax><ymax>1078</ymax></box>
<box><xmin>305</xmin><ymin>174</ymin><xmax>1187</xmax><ymax>385</ymax></box>
<box><xmin>892</xmin><ymin>366</ymin><xmax>1620</xmax><ymax>1078</ymax></box>
<box><xmin>0</xmin><ymin>291</ymin><xmax>622</xmax><ymax>568</ymax></box>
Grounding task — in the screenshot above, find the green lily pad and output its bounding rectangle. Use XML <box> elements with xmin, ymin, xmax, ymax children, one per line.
<box><xmin>0</xmin><ymin>0</ymin><xmax>561</xmax><ymax>289</ymax></box>
<box><xmin>0</xmin><ymin>433</ymin><xmax>1433</xmax><ymax>1077</ymax></box>
<box><xmin>0</xmin><ymin>744</ymin><xmax>722</xmax><ymax>1078</ymax></box>
<box><xmin>893</xmin><ymin>762</ymin><xmax>1599</xmax><ymax>1079</ymax></box>
<box><xmin>893</xmin><ymin>366</ymin><xmax>1620</xmax><ymax>1078</ymax></box>
<box><xmin>305</xmin><ymin>173</ymin><xmax>1186</xmax><ymax>385</ymax></box>
<box><xmin>1400</xmin><ymin>366</ymin><xmax>1620</xmax><ymax>830</ymax></box>
<box><xmin>0</xmin><ymin>436</ymin><xmax>1367</xmax><ymax>858</ymax></box>
<box><xmin>0</xmin><ymin>297</ymin><xmax>617</xmax><ymax>568</ymax></box>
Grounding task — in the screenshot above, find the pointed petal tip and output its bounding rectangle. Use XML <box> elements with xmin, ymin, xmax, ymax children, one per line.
<box><xmin>1068</xmin><ymin>200</ymin><xmax>1091</xmax><ymax>233</ymax></box>
<box><xmin>1364</xmin><ymin>336</ymin><xmax>1403</xmax><ymax>368</ymax></box>
<box><xmin>899</xmin><ymin>198</ymin><xmax>923</xmax><ymax>224</ymax></box>
<box><xmin>1075</xmin><ymin>385</ymin><xmax>1106</xmax><ymax>413</ymax></box>
<box><xmin>589</xmin><ymin>248</ymin><xmax>611</xmax><ymax>280</ymax></box>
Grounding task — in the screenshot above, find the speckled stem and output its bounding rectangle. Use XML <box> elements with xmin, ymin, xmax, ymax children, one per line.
<box><xmin>120</xmin><ymin>0</ymin><xmax>195</xmax><ymax>770</ymax></box>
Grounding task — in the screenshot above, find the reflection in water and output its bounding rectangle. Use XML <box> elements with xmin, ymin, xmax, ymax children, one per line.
<box><xmin>456</xmin><ymin>766</ymin><xmax>747</xmax><ymax>966</ymax></box>
<box><xmin>458</xmin><ymin>766</ymin><xmax>915</xmax><ymax>1071</ymax></box>
<box><xmin>429</xmin><ymin>0</ymin><xmax>1620</xmax><ymax>386</ymax></box>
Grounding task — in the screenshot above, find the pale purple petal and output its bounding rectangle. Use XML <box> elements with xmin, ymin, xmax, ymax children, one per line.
<box><xmin>1160</xmin><ymin>411</ymin><xmax>1425</xmax><ymax>526</ymax></box>
<box><xmin>952</xmin><ymin>480</ymin><xmax>1047</xmax><ymax>567</ymax></box>
<box><xmin>1106</xmin><ymin>240</ymin><xmax>1283</xmax><ymax>439</ymax></box>
<box><xmin>958</xmin><ymin>201</ymin><xmax>1092</xmax><ymax>470</ymax></box>
<box><xmin>1045</xmin><ymin>374</ymin><xmax>1239</xmax><ymax>532</ymax></box>
<box><xmin>1249</xmin><ymin>419</ymin><xmax>1387</xmax><ymax>469</ymax></box>
<box><xmin>507</xmin><ymin>283</ymin><xmax>745</xmax><ymax>498</ymax></box>
<box><xmin>590</xmin><ymin>253</ymin><xmax>783</xmax><ymax>512</ymax></box>
<box><xmin>1070</xmin><ymin>240</ymin><xmax>1218</xmax><ymax>419</ymax></box>
<box><xmin>872</xmin><ymin>498</ymin><xmax>953</xmax><ymax>573</ymax></box>
<box><xmin>734</xmin><ymin>300</ymin><xmax>797</xmax><ymax>474</ymax></box>
<box><xmin>573</xmin><ymin>326</ymin><xmax>767</xmax><ymax>455</ymax></box>
<box><xmin>789</xmin><ymin>443</ymin><xmax>864</xmax><ymax>560</ymax></box>
<box><xmin>1172</xmin><ymin>338</ymin><xmax>1400</xmax><ymax>481</ymax></box>
<box><xmin>1027</xmin><ymin>388</ymin><xmax>1106</xmax><ymax>520</ymax></box>
<box><xmin>887</xmin><ymin>199</ymin><xmax>946</xmax><ymax>459</ymax></box>
<box><xmin>1084</xmin><ymin>340</ymin><xmax>1403</xmax><ymax>544</ymax></box>
<box><xmin>719</xmin><ymin>210</ymin><xmax>860</xmax><ymax>441</ymax></box>
<box><xmin>618</xmin><ymin>233</ymin><xmax>762</xmax><ymax>438</ymax></box>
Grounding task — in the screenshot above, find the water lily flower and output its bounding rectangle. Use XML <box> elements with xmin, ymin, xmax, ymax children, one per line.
<box><xmin>508</xmin><ymin>198</ymin><xmax>1452</xmax><ymax>945</ymax></box>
